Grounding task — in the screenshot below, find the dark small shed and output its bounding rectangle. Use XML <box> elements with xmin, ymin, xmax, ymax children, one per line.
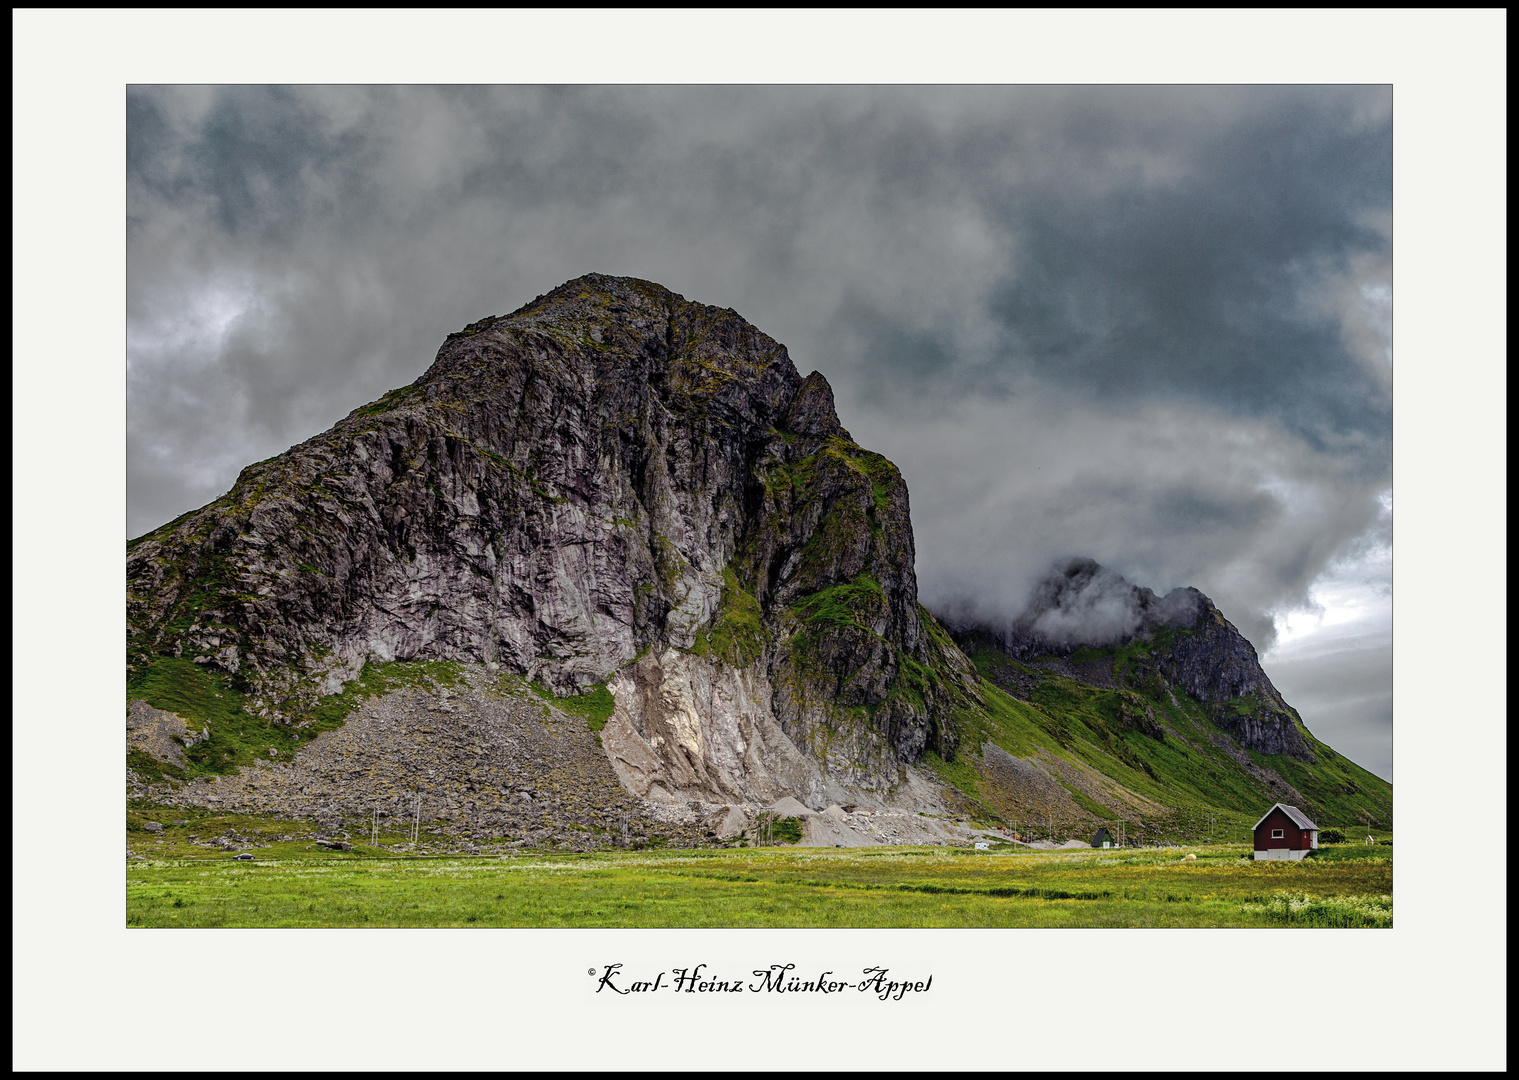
<box><xmin>1091</xmin><ymin>827</ymin><xmax>1114</xmax><ymax>849</ymax></box>
<box><xmin>1252</xmin><ymin>803</ymin><xmax>1319</xmax><ymax>861</ymax></box>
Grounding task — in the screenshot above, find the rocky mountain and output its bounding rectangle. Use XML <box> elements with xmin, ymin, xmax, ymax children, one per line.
<box><xmin>127</xmin><ymin>273</ymin><xmax>975</xmax><ymax>825</ymax></box>
<box><xmin>126</xmin><ymin>276</ymin><xmax>1389</xmax><ymax>850</ymax></box>
<box><xmin>933</xmin><ymin>558</ymin><xmax>1391</xmax><ymax>831</ymax></box>
<box><xmin>942</xmin><ymin>557</ymin><xmax>1313</xmax><ymax>759</ymax></box>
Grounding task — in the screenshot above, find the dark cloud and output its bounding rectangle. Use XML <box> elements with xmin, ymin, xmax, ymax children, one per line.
<box><xmin>825</xmin><ymin>88</ymin><xmax>1392</xmax><ymax>449</ymax></box>
<box><xmin>126</xmin><ymin>84</ymin><xmax>1391</xmax><ymax>771</ymax></box>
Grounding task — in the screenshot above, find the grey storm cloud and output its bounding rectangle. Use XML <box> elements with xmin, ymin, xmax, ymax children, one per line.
<box><xmin>126</xmin><ymin>84</ymin><xmax>1392</xmax><ymax>774</ymax></box>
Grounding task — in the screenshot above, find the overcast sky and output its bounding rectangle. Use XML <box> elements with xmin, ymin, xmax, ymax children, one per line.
<box><xmin>126</xmin><ymin>85</ymin><xmax>1393</xmax><ymax>778</ymax></box>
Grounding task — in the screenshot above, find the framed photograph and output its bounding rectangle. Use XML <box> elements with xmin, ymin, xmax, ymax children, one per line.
<box><xmin>12</xmin><ymin>9</ymin><xmax>1505</xmax><ymax>1073</ymax></box>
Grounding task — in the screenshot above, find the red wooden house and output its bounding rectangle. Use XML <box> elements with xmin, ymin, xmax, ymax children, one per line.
<box><xmin>1252</xmin><ymin>803</ymin><xmax>1319</xmax><ymax>860</ymax></box>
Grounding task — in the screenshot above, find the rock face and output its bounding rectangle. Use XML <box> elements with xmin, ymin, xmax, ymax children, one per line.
<box><xmin>127</xmin><ymin>274</ymin><xmax>976</xmax><ymax>804</ymax></box>
<box><xmin>599</xmin><ymin>648</ymin><xmax>834</xmax><ymax>807</ymax></box>
<box><xmin>941</xmin><ymin>557</ymin><xmax>1315</xmax><ymax>762</ymax></box>
<box><xmin>1149</xmin><ymin>597</ymin><xmax>1313</xmax><ymax>760</ymax></box>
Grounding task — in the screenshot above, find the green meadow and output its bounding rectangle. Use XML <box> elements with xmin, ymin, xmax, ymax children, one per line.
<box><xmin>126</xmin><ymin>841</ymin><xmax>1392</xmax><ymax>929</ymax></box>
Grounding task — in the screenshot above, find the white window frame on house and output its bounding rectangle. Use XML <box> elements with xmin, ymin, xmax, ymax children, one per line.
<box><xmin>1271</xmin><ymin>829</ymin><xmax>1284</xmax><ymax>839</ymax></box>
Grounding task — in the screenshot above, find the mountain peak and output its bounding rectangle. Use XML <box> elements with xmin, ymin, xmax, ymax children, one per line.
<box><xmin>509</xmin><ymin>272</ymin><xmax>683</xmax><ymax>316</ymax></box>
<box><xmin>936</xmin><ymin>557</ymin><xmax>1317</xmax><ymax>763</ymax></box>
<box><xmin>950</xmin><ymin>557</ymin><xmax>1207</xmax><ymax>658</ymax></box>
<box><xmin>128</xmin><ymin>276</ymin><xmax>970</xmax><ymax>808</ymax></box>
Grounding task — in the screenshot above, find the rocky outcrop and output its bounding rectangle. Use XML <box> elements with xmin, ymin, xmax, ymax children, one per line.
<box><xmin>1149</xmin><ymin>593</ymin><xmax>1313</xmax><ymax>760</ymax></box>
<box><xmin>127</xmin><ymin>274</ymin><xmax>978</xmax><ymax>805</ymax></box>
<box><xmin>126</xmin><ymin>699</ymin><xmax>207</xmax><ymax>768</ymax></box>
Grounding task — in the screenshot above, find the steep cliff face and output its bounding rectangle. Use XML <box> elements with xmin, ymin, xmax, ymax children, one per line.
<box><xmin>127</xmin><ymin>274</ymin><xmax>973</xmax><ymax>803</ymax></box>
<box><xmin>1145</xmin><ymin>594</ymin><xmax>1312</xmax><ymax>759</ymax></box>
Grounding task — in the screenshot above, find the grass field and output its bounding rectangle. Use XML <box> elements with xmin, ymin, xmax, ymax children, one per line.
<box><xmin>126</xmin><ymin>842</ymin><xmax>1392</xmax><ymax>928</ymax></box>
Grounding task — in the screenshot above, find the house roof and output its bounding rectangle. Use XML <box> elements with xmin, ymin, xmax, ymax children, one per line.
<box><xmin>1252</xmin><ymin>803</ymin><xmax>1319</xmax><ymax>832</ymax></box>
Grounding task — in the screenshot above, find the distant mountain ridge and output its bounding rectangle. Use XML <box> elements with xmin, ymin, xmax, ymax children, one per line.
<box><xmin>930</xmin><ymin>558</ymin><xmax>1389</xmax><ymax>828</ymax></box>
<box><xmin>937</xmin><ymin>557</ymin><xmax>1314</xmax><ymax>760</ymax></box>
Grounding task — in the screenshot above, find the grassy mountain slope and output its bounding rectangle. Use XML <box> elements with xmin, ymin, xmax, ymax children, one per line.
<box><xmin>921</xmin><ymin>621</ymin><xmax>1391</xmax><ymax>841</ymax></box>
